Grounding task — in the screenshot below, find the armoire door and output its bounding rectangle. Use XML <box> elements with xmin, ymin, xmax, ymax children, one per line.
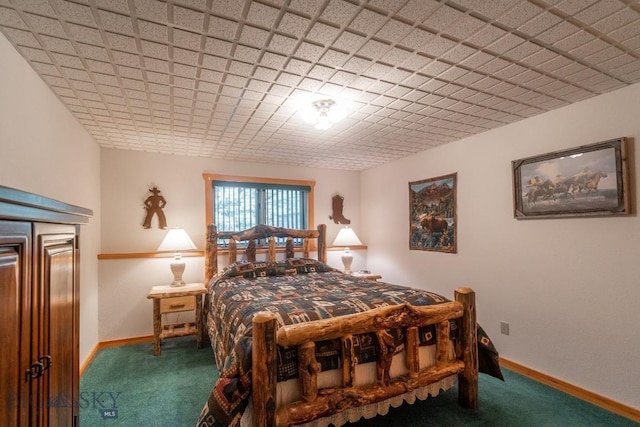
<box><xmin>0</xmin><ymin>221</ymin><xmax>32</xmax><ymax>427</ymax></box>
<box><xmin>32</xmin><ymin>223</ymin><xmax>78</xmax><ymax>427</ymax></box>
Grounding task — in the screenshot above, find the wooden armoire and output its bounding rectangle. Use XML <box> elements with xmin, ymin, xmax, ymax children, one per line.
<box><xmin>0</xmin><ymin>186</ymin><xmax>92</xmax><ymax>427</ymax></box>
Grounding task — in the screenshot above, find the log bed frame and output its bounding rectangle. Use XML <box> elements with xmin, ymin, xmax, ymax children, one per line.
<box><xmin>205</xmin><ymin>224</ymin><xmax>478</xmax><ymax>427</ymax></box>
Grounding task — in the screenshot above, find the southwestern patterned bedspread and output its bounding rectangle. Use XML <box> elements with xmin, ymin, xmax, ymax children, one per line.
<box><xmin>196</xmin><ymin>259</ymin><xmax>503</xmax><ymax>427</ymax></box>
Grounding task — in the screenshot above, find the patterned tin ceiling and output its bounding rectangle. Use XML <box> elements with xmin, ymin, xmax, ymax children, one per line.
<box><xmin>1</xmin><ymin>0</ymin><xmax>639</xmax><ymax>170</ymax></box>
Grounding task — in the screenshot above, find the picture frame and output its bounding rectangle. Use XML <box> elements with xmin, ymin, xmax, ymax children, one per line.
<box><xmin>512</xmin><ymin>137</ymin><xmax>630</xmax><ymax>219</ymax></box>
<box><xmin>409</xmin><ymin>173</ymin><xmax>457</xmax><ymax>253</ymax></box>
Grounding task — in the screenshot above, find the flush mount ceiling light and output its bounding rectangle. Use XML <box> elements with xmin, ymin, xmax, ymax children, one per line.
<box><xmin>301</xmin><ymin>99</ymin><xmax>346</xmax><ymax>130</ymax></box>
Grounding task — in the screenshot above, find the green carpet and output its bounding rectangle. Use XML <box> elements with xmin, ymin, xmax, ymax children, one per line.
<box><xmin>80</xmin><ymin>337</ymin><xmax>638</xmax><ymax>426</ymax></box>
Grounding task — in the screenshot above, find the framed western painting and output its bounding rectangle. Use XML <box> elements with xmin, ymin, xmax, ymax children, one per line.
<box><xmin>512</xmin><ymin>137</ymin><xmax>630</xmax><ymax>219</ymax></box>
<box><xmin>409</xmin><ymin>173</ymin><xmax>457</xmax><ymax>253</ymax></box>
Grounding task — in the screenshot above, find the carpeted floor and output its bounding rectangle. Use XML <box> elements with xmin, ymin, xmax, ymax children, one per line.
<box><xmin>80</xmin><ymin>337</ymin><xmax>638</xmax><ymax>427</ymax></box>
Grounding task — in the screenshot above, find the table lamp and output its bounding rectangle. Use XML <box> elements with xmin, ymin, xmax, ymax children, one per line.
<box><xmin>158</xmin><ymin>227</ymin><xmax>197</xmax><ymax>287</ymax></box>
<box><xmin>332</xmin><ymin>226</ymin><xmax>362</xmax><ymax>273</ymax></box>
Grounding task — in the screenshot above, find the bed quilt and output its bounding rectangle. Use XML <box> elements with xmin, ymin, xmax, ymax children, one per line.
<box><xmin>196</xmin><ymin>259</ymin><xmax>502</xmax><ymax>427</ymax></box>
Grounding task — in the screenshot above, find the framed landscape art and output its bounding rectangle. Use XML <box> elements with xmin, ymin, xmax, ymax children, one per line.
<box><xmin>409</xmin><ymin>173</ymin><xmax>457</xmax><ymax>253</ymax></box>
<box><xmin>512</xmin><ymin>137</ymin><xmax>630</xmax><ymax>219</ymax></box>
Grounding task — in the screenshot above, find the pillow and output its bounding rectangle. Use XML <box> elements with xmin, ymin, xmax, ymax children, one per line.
<box><xmin>277</xmin><ymin>258</ymin><xmax>336</xmax><ymax>275</ymax></box>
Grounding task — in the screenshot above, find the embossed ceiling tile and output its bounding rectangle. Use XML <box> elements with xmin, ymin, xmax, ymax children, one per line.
<box><xmin>246</xmin><ymin>1</ymin><xmax>280</xmax><ymax>28</ymax></box>
<box><xmin>569</xmin><ymin>37</ymin><xmax>610</xmax><ymax>58</ymax></box>
<box><xmin>209</xmin><ymin>0</ymin><xmax>244</xmax><ymax>20</ymax></box>
<box><xmin>269</xmin><ymin>33</ymin><xmax>298</xmax><ymax>54</ymax></box>
<box><xmin>423</xmin><ymin>5</ymin><xmax>465</xmax><ymax>33</ymax></box>
<box><xmin>106</xmin><ymin>32</ymin><xmax>137</xmax><ymax>53</ymax></box>
<box><xmin>439</xmin><ymin>44</ymin><xmax>476</xmax><ymax>63</ymax></box>
<box><xmin>398</xmin><ymin>28</ymin><xmax>434</xmax><ymax>52</ymax></box>
<box><xmin>295</xmin><ymin>41</ymin><xmax>325</xmax><ymax>61</ymax></box>
<box><xmin>98</xmin><ymin>10</ymin><xmax>134</xmax><ymax>35</ymax></box>
<box><xmin>21</xmin><ymin>46</ymin><xmax>51</xmax><ymax>63</ymax></box>
<box><xmin>65</xmin><ymin>23</ymin><xmax>101</xmax><ymax>45</ymax></box>
<box><xmin>260</xmin><ymin>51</ymin><xmax>286</xmax><ymax>69</ymax></box>
<box><xmin>420</xmin><ymin>59</ymin><xmax>451</xmax><ymax>77</ymax></box>
<box><xmin>25</xmin><ymin>13</ymin><xmax>66</xmax><ymax>37</ymax></box>
<box><xmin>278</xmin><ymin>12</ymin><xmax>311</xmax><ymax>39</ymax></box>
<box><xmin>145</xmin><ymin>56</ymin><xmax>169</xmax><ymax>73</ymax></box>
<box><xmin>575</xmin><ymin>0</ymin><xmax>625</xmax><ymax>25</ymax></box>
<box><xmin>138</xmin><ymin>20</ymin><xmax>168</xmax><ymax>43</ymax></box>
<box><xmin>611</xmin><ymin>25</ymin><xmax>640</xmax><ymax>49</ymax></box>
<box><xmin>538</xmin><ymin>21</ymin><xmax>581</xmax><ymax>45</ymax></box>
<box><xmin>52</xmin><ymin>0</ymin><xmax>96</xmax><ymax>27</ymax></box>
<box><xmin>446</xmin><ymin>14</ymin><xmax>486</xmax><ymax>40</ymax></box>
<box><xmin>425</xmin><ymin>35</ymin><xmax>458</xmax><ymax>57</ymax></box>
<box><xmin>205</xmin><ymin>37</ymin><xmax>232</xmax><ymax>57</ymax></box>
<box><xmin>132</xmin><ymin>0</ymin><xmax>167</xmax><ymax>23</ymax></box>
<box><xmin>552</xmin><ymin>29</ymin><xmax>596</xmax><ymax>51</ymax></box>
<box><xmin>321</xmin><ymin>0</ymin><xmax>359</xmax><ymax>27</ymax></box>
<box><xmin>285</xmin><ymin>58</ymin><xmax>312</xmax><ymax>75</ymax></box>
<box><xmin>307</xmin><ymin>22</ymin><xmax>340</xmax><ymax>47</ymax></box>
<box><xmin>236</xmin><ymin>25</ymin><xmax>269</xmax><ymax>48</ymax></box>
<box><xmin>349</xmin><ymin>8</ymin><xmax>387</xmax><ymax>36</ymax></box>
<box><xmin>51</xmin><ymin>52</ymin><xmax>85</xmax><ymax>68</ymax></box>
<box><xmin>518</xmin><ymin>11</ymin><xmax>562</xmax><ymax>37</ymax></box>
<box><xmin>173</xmin><ymin>5</ymin><xmax>204</xmax><ymax>33</ymax></box>
<box><xmin>319</xmin><ymin>49</ymin><xmax>349</xmax><ymax>68</ymax></box>
<box><xmin>39</xmin><ymin>34</ymin><xmax>76</xmax><ymax>54</ymax></box>
<box><xmin>498</xmin><ymin>1</ymin><xmax>543</xmax><ymax>28</ymax></box>
<box><xmin>141</xmin><ymin>40</ymin><xmax>168</xmax><ymax>59</ymax></box>
<box><xmin>1</xmin><ymin>27</ymin><xmax>40</xmax><ymax>47</ymax></box>
<box><xmin>252</xmin><ymin>65</ymin><xmax>279</xmax><ymax>81</ymax></box>
<box><xmin>15</xmin><ymin>0</ymin><xmax>55</xmax><ymax>15</ymax></box>
<box><xmin>465</xmin><ymin>24</ymin><xmax>509</xmax><ymax>48</ymax></box>
<box><xmin>453</xmin><ymin>0</ymin><xmax>518</xmax><ymax>20</ymax></box>
<box><xmin>400</xmin><ymin>54</ymin><xmax>432</xmax><ymax>72</ymax></box>
<box><xmin>208</xmin><ymin>16</ymin><xmax>238</xmax><ymax>39</ymax></box>
<box><xmin>376</xmin><ymin>19</ymin><xmax>413</xmax><ymax>44</ymax></box>
<box><xmin>488</xmin><ymin>33</ymin><xmax>526</xmax><ymax>54</ymax></box>
<box><xmin>554</xmin><ymin>0</ymin><xmax>599</xmax><ymax>15</ymax></box>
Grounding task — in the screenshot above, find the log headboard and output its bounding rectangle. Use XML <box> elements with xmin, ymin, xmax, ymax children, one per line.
<box><xmin>205</xmin><ymin>224</ymin><xmax>327</xmax><ymax>284</ymax></box>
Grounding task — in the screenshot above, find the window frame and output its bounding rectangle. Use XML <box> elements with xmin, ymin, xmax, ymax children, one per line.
<box><xmin>203</xmin><ymin>174</ymin><xmax>316</xmax><ymax>233</ymax></box>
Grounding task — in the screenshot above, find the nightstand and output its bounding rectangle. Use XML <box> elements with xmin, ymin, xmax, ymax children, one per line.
<box><xmin>147</xmin><ymin>283</ymin><xmax>207</xmax><ymax>356</ymax></box>
<box><xmin>351</xmin><ymin>272</ymin><xmax>382</xmax><ymax>281</ymax></box>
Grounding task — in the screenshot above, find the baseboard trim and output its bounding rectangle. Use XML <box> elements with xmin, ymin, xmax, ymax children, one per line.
<box><xmin>500</xmin><ymin>357</ymin><xmax>640</xmax><ymax>423</ymax></box>
<box><xmin>80</xmin><ymin>335</ymin><xmax>154</xmax><ymax>377</ymax></box>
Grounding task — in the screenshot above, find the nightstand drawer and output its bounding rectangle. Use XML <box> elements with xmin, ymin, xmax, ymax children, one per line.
<box><xmin>160</xmin><ymin>296</ymin><xmax>195</xmax><ymax>313</ymax></box>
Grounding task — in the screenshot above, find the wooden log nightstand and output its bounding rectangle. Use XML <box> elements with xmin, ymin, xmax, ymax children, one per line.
<box><xmin>146</xmin><ymin>283</ymin><xmax>207</xmax><ymax>356</ymax></box>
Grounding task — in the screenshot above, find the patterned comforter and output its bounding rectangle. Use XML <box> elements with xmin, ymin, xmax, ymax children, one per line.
<box><xmin>196</xmin><ymin>259</ymin><xmax>502</xmax><ymax>427</ymax></box>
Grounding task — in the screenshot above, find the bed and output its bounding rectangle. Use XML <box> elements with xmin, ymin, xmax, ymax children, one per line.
<box><xmin>196</xmin><ymin>224</ymin><xmax>502</xmax><ymax>427</ymax></box>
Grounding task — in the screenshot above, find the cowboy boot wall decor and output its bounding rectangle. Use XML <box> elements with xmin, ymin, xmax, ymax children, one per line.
<box><xmin>329</xmin><ymin>194</ymin><xmax>351</xmax><ymax>224</ymax></box>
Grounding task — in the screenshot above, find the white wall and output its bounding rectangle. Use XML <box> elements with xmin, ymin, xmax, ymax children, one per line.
<box><xmin>98</xmin><ymin>149</ymin><xmax>364</xmax><ymax>340</ymax></box>
<box><xmin>361</xmin><ymin>83</ymin><xmax>640</xmax><ymax>410</ymax></box>
<box><xmin>0</xmin><ymin>33</ymin><xmax>101</xmax><ymax>366</ymax></box>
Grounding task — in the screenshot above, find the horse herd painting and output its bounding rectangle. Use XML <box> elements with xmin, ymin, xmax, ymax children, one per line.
<box><xmin>512</xmin><ymin>138</ymin><xmax>630</xmax><ymax>218</ymax></box>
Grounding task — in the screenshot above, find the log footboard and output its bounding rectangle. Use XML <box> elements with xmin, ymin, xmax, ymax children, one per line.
<box><xmin>252</xmin><ymin>287</ymin><xmax>479</xmax><ymax>427</ymax></box>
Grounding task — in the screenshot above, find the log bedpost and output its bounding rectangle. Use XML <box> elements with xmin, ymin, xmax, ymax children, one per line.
<box><xmin>317</xmin><ymin>224</ymin><xmax>327</xmax><ymax>263</ymax></box>
<box><xmin>455</xmin><ymin>287</ymin><xmax>478</xmax><ymax>409</ymax></box>
<box><xmin>205</xmin><ymin>224</ymin><xmax>218</xmax><ymax>284</ymax></box>
<box><xmin>253</xmin><ymin>312</ymin><xmax>278</xmax><ymax>427</ymax></box>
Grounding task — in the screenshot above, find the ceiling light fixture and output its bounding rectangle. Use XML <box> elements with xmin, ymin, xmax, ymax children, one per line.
<box><xmin>301</xmin><ymin>99</ymin><xmax>346</xmax><ymax>130</ymax></box>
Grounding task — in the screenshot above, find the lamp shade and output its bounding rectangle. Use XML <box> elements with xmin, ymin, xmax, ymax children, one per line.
<box><xmin>332</xmin><ymin>227</ymin><xmax>362</xmax><ymax>247</ymax></box>
<box><xmin>158</xmin><ymin>227</ymin><xmax>197</xmax><ymax>252</ymax></box>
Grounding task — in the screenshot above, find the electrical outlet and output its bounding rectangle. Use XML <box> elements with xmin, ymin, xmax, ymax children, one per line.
<box><xmin>500</xmin><ymin>321</ymin><xmax>510</xmax><ymax>335</ymax></box>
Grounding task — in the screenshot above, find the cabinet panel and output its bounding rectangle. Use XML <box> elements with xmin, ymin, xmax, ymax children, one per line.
<box><xmin>0</xmin><ymin>221</ymin><xmax>31</xmax><ymax>427</ymax></box>
<box><xmin>33</xmin><ymin>224</ymin><xmax>77</xmax><ymax>427</ymax></box>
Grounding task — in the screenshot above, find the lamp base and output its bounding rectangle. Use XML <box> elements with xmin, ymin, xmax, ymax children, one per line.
<box><xmin>341</xmin><ymin>248</ymin><xmax>353</xmax><ymax>274</ymax></box>
<box><xmin>169</xmin><ymin>256</ymin><xmax>186</xmax><ymax>287</ymax></box>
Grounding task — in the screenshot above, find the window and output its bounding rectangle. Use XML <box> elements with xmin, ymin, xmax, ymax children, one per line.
<box><xmin>203</xmin><ymin>174</ymin><xmax>315</xmax><ymax>242</ymax></box>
